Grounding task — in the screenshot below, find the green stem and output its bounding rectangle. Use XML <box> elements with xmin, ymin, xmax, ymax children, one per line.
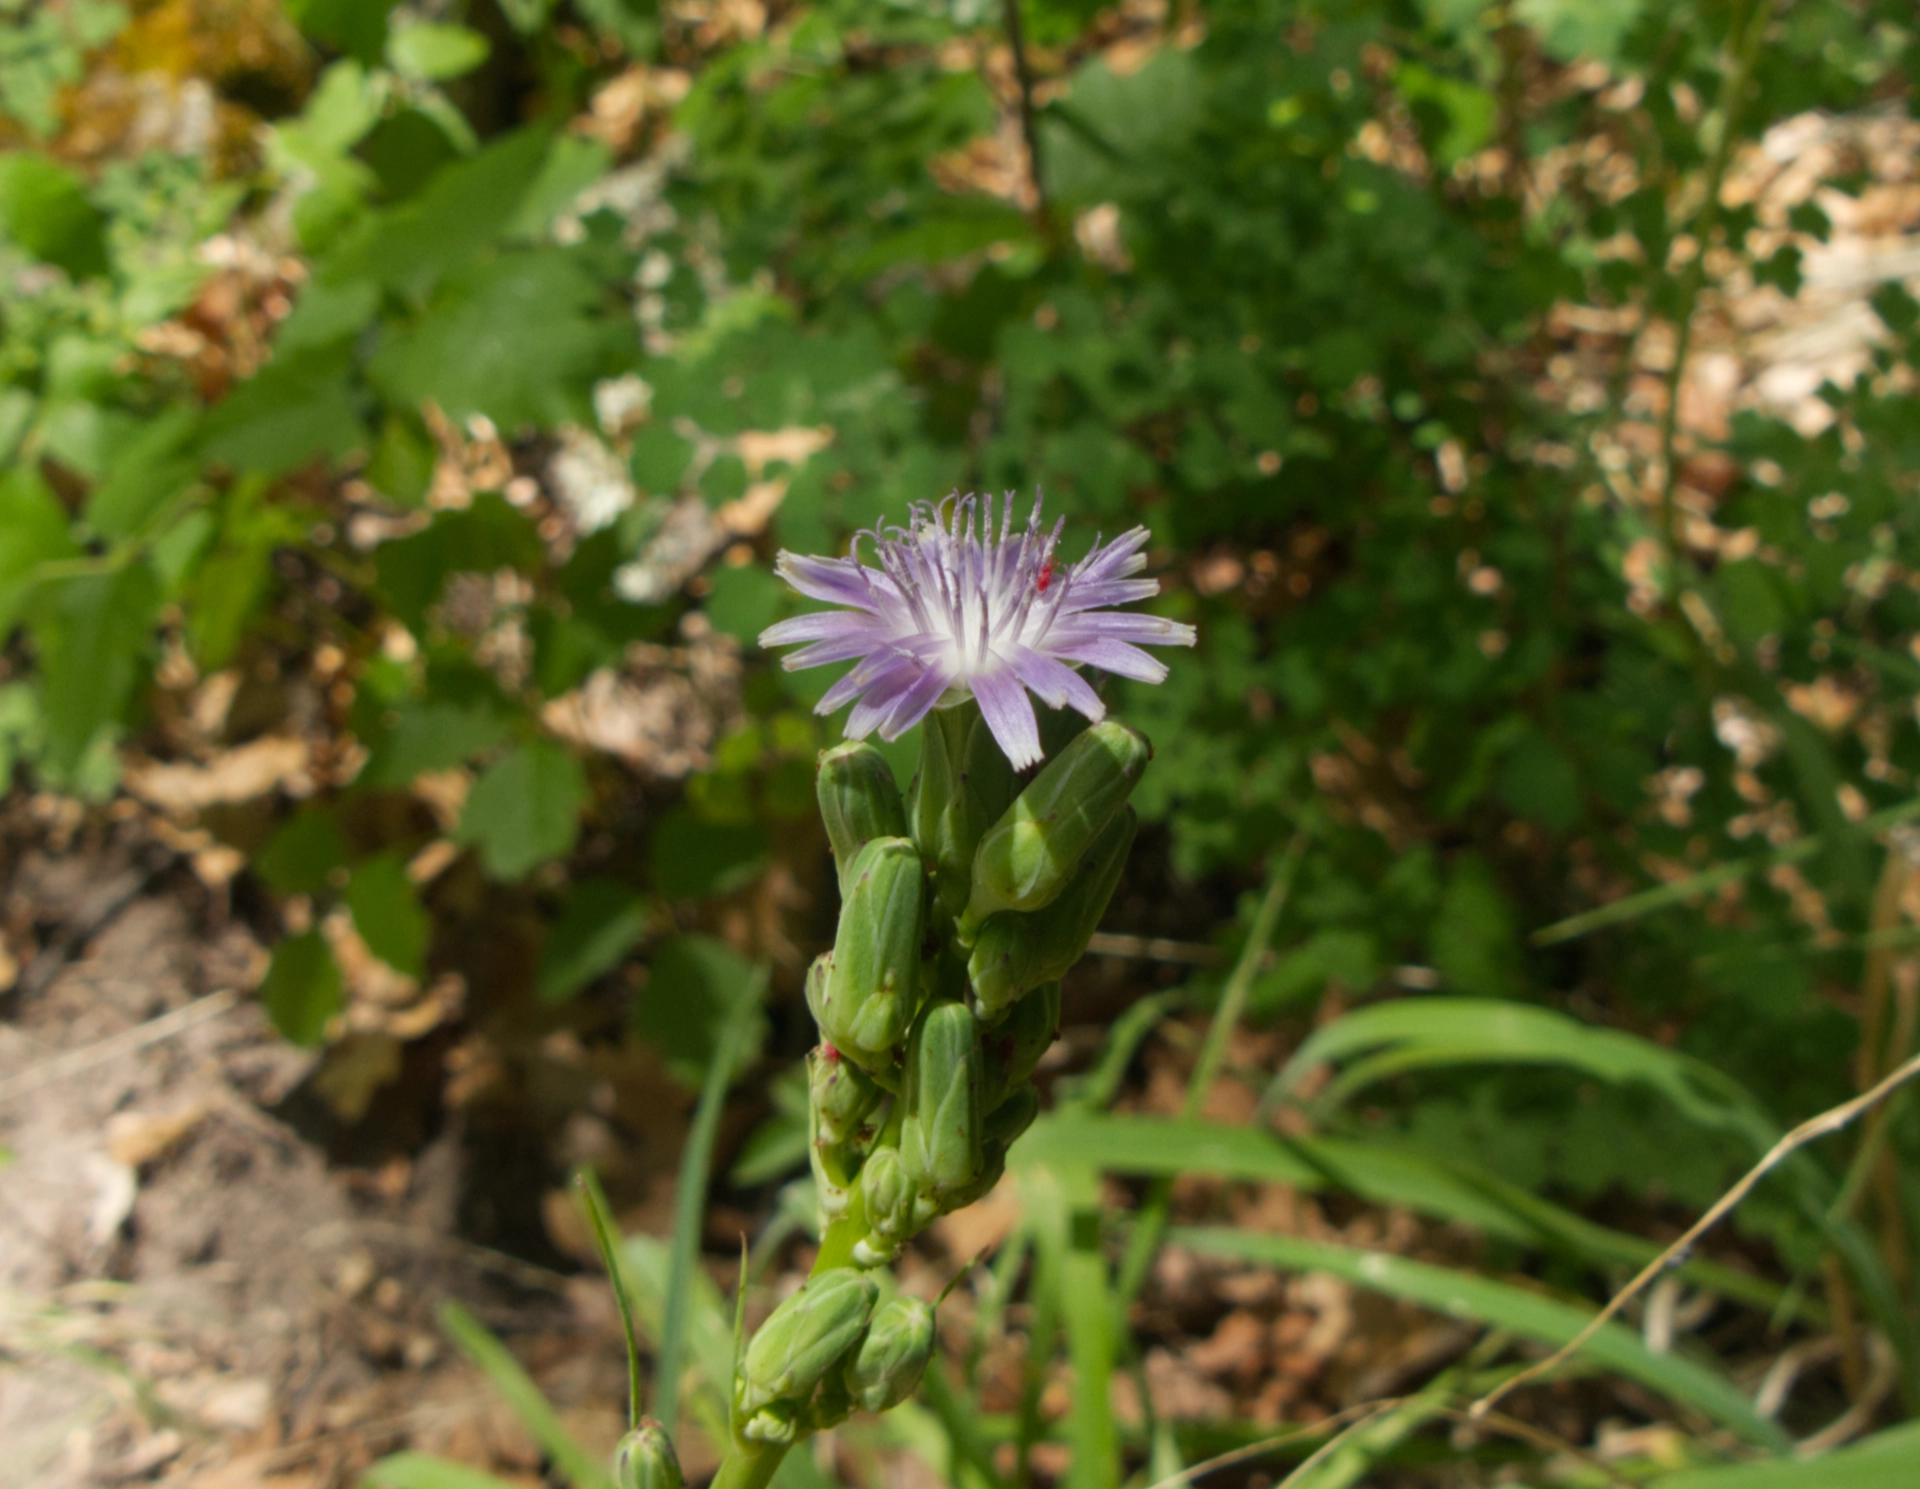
<box><xmin>709</xmin><ymin>1440</ymin><xmax>789</xmax><ymax>1489</ymax></box>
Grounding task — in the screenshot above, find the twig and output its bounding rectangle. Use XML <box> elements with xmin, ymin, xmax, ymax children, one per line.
<box><xmin>1140</xmin><ymin>1400</ymin><xmax>1397</xmax><ymax>1489</ymax></box>
<box><xmin>0</xmin><ymin>988</ymin><xmax>239</xmax><ymax>1106</ymax></box>
<box><xmin>1471</xmin><ymin>1045</ymin><xmax>1920</xmax><ymax>1421</ymax></box>
<box><xmin>1652</xmin><ymin>0</ymin><xmax>1773</xmax><ymax>587</ymax></box>
<box><xmin>1000</xmin><ymin>0</ymin><xmax>1054</xmax><ymax>241</ymax></box>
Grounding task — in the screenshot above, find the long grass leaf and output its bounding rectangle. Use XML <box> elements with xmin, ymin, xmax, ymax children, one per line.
<box><xmin>618</xmin><ymin>1231</ymin><xmax>735</xmax><ymax>1445</ymax></box>
<box><xmin>1172</xmin><ymin>1227</ymin><xmax>1788</xmax><ymax>1452</ymax></box>
<box><xmin>658</xmin><ymin>964</ymin><xmax>767</xmax><ymax>1436</ymax></box>
<box><xmin>1531</xmin><ymin>797</ymin><xmax>1920</xmax><ymax>947</ymax></box>
<box><xmin>437</xmin><ymin>1301</ymin><xmax>611</xmax><ymax>1489</ymax></box>
<box><xmin>363</xmin><ymin>1454</ymin><xmax>529</xmax><ymax>1489</ymax></box>
<box><xmin>1650</xmin><ymin>1422</ymin><xmax>1920</xmax><ymax>1487</ymax></box>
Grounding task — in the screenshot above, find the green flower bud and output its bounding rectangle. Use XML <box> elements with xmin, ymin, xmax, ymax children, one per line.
<box><xmin>912</xmin><ymin>703</ymin><xmax>1017</xmax><ymax>921</ymax></box>
<box><xmin>818</xmin><ymin>741</ymin><xmax>908</xmax><ymax>898</ymax></box>
<box><xmin>984</xmin><ymin>1082</ymin><xmax>1040</xmax><ymax>1147</ymax></box>
<box><xmin>614</xmin><ymin>1422</ymin><xmax>684</xmax><ymax>1489</ymax></box>
<box><xmin>808</xmin><ymin>1044</ymin><xmax>882</xmax><ymax>1148</ymax></box>
<box><xmin>963</xmin><ymin>722</ymin><xmax>1149</xmax><ymax>931</ymax></box>
<box><xmin>737</xmin><ymin>1268</ymin><xmax>879</xmax><ymax>1420</ymax></box>
<box><xmin>857</xmin><ymin>1145</ymin><xmax>913</xmax><ymax>1247</ymax></box>
<box><xmin>813</xmin><ymin>838</ymin><xmax>927</xmax><ymax>1070</ymax></box>
<box><xmin>843</xmin><ymin>1296</ymin><xmax>935</xmax><ymax>1414</ymax></box>
<box><xmin>981</xmin><ymin>980</ymin><xmax>1060</xmax><ymax>1109</ymax></box>
<box><xmin>809</xmin><ymin>1105</ymin><xmax>855</xmax><ymax>1220</ymax></box>
<box><xmin>899</xmin><ymin>1001</ymin><xmax>982</xmax><ymax>1203</ymax></box>
<box><xmin>968</xmin><ymin>807</ymin><xmax>1136</xmax><ymax>1019</ymax></box>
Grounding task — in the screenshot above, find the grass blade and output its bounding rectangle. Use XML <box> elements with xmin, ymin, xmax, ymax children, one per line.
<box><xmin>437</xmin><ymin>1300</ymin><xmax>611</xmax><ymax>1489</ymax></box>
<box><xmin>1650</xmin><ymin>1421</ymin><xmax>1920</xmax><ymax>1487</ymax></box>
<box><xmin>658</xmin><ymin>963</ymin><xmax>767</xmax><ymax>1437</ymax></box>
<box><xmin>1531</xmin><ymin>796</ymin><xmax>1920</xmax><ymax>947</ymax></box>
<box><xmin>1172</xmin><ymin>1226</ymin><xmax>1789</xmax><ymax>1452</ymax></box>
<box><xmin>363</xmin><ymin>1454</ymin><xmax>529</xmax><ymax>1489</ymax></box>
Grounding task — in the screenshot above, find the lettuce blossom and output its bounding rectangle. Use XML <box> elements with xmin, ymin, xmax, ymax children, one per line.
<box><xmin>759</xmin><ymin>494</ymin><xmax>1195</xmax><ymax>769</ymax></box>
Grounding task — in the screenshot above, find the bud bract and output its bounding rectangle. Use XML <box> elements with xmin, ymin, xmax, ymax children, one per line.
<box><xmin>964</xmin><ymin>722</ymin><xmax>1149</xmax><ymax>930</ymax></box>
<box><xmin>912</xmin><ymin>703</ymin><xmax>1017</xmax><ymax>920</ymax></box>
<box><xmin>818</xmin><ymin>741</ymin><xmax>908</xmax><ymax>898</ymax></box>
<box><xmin>981</xmin><ymin>980</ymin><xmax>1060</xmax><ymax>1109</ymax></box>
<box><xmin>984</xmin><ymin>1082</ymin><xmax>1040</xmax><ymax>1147</ymax></box>
<box><xmin>614</xmin><ymin>1422</ymin><xmax>684</xmax><ymax>1489</ymax></box>
<box><xmin>942</xmin><ymin>1137</ymin><xmax>1007</xmax><ymax>1213</ymax></box>
<box><xmin>899</xmin><ymin>1001</ymin><xmax>982</xmax><ymax>1203</ymax></box>
<box><xmin>854</xmin><ymin>1145</ymin><xmax>913</xmax><ymax>1263</ymax></box>
<box><xmin>843</xmin><ymin>1295</ymin><xmax>935</xmax><ymax>1414</ymax></box>
<box><xmin>808</xmin><ymin>838</ymin><xmax>926</xmax><ymax>1070</ymax></box>
<box><xmin>809</xmin><ymin>1044</ymin><xmax>882</xmax><ymax>1148</ymax></box>
<box><xmin>737</xmin><ymin>1268</ymin><xmax>879</xmax><ymax>1419</ymax></box>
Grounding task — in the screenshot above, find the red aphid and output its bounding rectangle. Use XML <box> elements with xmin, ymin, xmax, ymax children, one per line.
<box><xmin>1037</xmin><ymin>556</ymin><xmax>1055</xmax><ymax>593</ymax></box>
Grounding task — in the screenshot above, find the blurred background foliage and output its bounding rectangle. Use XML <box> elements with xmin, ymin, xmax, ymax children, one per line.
<box><xmin>6</xmin><ymin>0</ymin><xmax>1920</xmax><ymax>1482</ymax></box>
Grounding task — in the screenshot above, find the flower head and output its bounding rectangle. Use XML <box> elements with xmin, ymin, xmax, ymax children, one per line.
<box><xmin>759</xmin><ymin>494</ymin><xmax>1196</xmax><ymax>769</ymax></box>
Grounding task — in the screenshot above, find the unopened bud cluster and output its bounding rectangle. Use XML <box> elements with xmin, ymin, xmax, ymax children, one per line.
<box><xmin>730</xmin><ymin>705</ymin><xmax>1147</xmax><ymax>1450</ymax></box>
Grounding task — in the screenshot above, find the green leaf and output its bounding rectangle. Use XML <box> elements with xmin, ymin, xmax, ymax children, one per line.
<box><xmin>648</xmin><ymin>806</ymin><xmax>768</xmax><ymax>899</ymax></box>
<box><xmin>1652</xmin><ymin>1423</ymin><xmax>1920</xmax><ymax>1488</ymax></box>
<box><xmin>261</xmin><ymin>931</ymin><xmax>344</xmax><ymax>1047</ymax></box>
<box><xmin>369</xmin><ymin>495</ymin><xmax>544</xmax><ymax>631</ymax></box>
<box><xmin>257</xmin><ymin>809</ymin><xmax>350</xmax><ymax>896</ymax></box>
<box><xmin>202</xmin><ymin>342</ymin><xmax>364</xmax><ymax>476</ymax></box>
<box><xmin>704</xmin><ymin>562</ymin><xmax>782</xmax><ymax>646</ymax></box>
<box><xmin>363</xmin><ymin>1454</ymin><xmax>526</xmax><ymax>1489</ymax></box>
<box><xmin>369</xmin><ymin>250</ymin><xmax>615</xmax><ymax>433</ymax></box>
<box><xmin>345</xmin><ymin>853</ymin><xmax>430</xmax><ymax>977</ymax></box>
<box><xmin>386</xmin><ymin>22</ymin><xmax>490</xmax><ymax>81</ymax></box>
<box><xmin>634</xmin><ymin>933</ymin><xmax>765</xmax><ymax>1084</ymax></box>
<box><xmin>27</xmin><ymin>562</ymin><xmax>159</xmax><ymax>776</ymax></box>
<box><xmin>455</xmin><ymin>739</ymin><xmax>588</xmax><ymax>879</ymax></box>
<box><xmin>437</xmin><ymin>1301</ymin><xmax>611</xmax><ymax>1489</ymax></box>
<box><xmin>360</xmin><ymin>698</ymin><xmax>517</xmax><ymax>787</ymax></box>
<box><xmin>1515</xmin><ymin>0</ymin><xmax>1646</xmax><ymax>64</ymax></box>
<box><xmin>1265</xmin><ymin>997</ymin><xmax>1778</xmax><ymax>1153</ymax></box>
<box><xmin>1175</xmin><ymin>1226</ymin><xmax>1788</xmax><ymax>1450</ymax></box>
<box><xmin>0</xmin><ymin>467</ymin><xmax>79</xmax><ymax>636</ymax></box>
<box><xmin>82</xmin><ymin>407</ymin><xmax>201</xmax><ymax>542</ymax></box>
<box><xmin>291</xmin><ymin>0</ymin><xmax>399</xmax><ymax>66</ymax></box>
<box><xmin>0</xmin><ymin>153</ymin><xmax>109</xmax><ymax>278</ymax></box>
<box><xmin>537</xmin><ymin>879</ymin><xmax>649</xmax><ymax>1003</ymax></box>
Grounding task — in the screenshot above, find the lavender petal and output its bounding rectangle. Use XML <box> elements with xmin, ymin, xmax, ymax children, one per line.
<box><xmin>1047</xmin><ymin>636</ymin><xmax>1171</xmax><ymax>684</ymax></box>
<box><xmin>1006</xmin><ymin>645</ymin><xmax>1107</xmax><ymax>722</ymax></box>
<box><xmin>971</xmin><ymin>668</ymin><xmax>1043</xmax><ymax>771</ymax></box>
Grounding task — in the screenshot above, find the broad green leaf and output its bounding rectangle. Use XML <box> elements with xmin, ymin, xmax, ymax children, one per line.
<box><xmin>1515</xmin><ymin>0</ymin><xmax>1646</xmax><ymax>64</ymax></box>
<box><xmin>202</xmin><ymin>342</ymin><xmax>364</xmax><ymax>476</ymax></box>
<box><xmin>345</xmin><ymin>853</ymin><xmax>430</xmax><ymax>977</ymax></box>
<box><xmin>634</xmin><ymin>933</ymin><xmax>766</xmax><ymax>1084</ymax></box>
<box><xmin>82</xmin><ymin>406</ymin><xmax>201</xmax><ymax>542</ymax></box>
<box><xmin>387</xmin><ymin>22</ymin><xmax>490</xmax><ymax>81</ymax></box>
<box><xmin>0</xmin><ymin>468</ymin><xmax>79</xmax><ymax>636</ymax></box>
<box><xmin>648</xmin><ymin>805</ymin><xmax>768</xmax><ymax>899</ymax></box>
<box><xmin>370</xmin><ymin>493</ymin><xmax>544</xmax><ymax>631</ymax></box>
<box><xmin>1175</xmin><ymin>1226</ymin><xmax>1788</xmax><ymax>1450</ymax></box>
<box><xmin>360</xmin><ymin>699</ymin><xmax>518</xmax><ymax>787</ymax></box>
<box><xmin>455</xmin><ymin>739</ymin><xmax>588</xmax><ymax>879</ymax></box>
<box><xmin>261</xmin><ymin>931</ymin><xmax>344</xmax><ymax>1047</ymax></box>
<box><xmin>368</xmin><ymin>250</ymin><xmax>615</xmax><ymax>433</ymax></box>
<box><xmin>257</xmin><ymin>809</ymin><xmax>350</xmax><ymax>896</ymax></box>
<box><xmin>0</xmin><ymin>153</ymin><xmax>108</xmax><ymax>277</ymax></box>
<box><xmin>27</xmin><ymin>562</ymin><xmax>159</xmax><ymax>776</ymax></box>
<box><xmin>437</xmin><ymin>1300</ymin><xmax>610</xmax><ymax>1489</ymax></box>
<box><xmin>537</xmin><ymin>878</ymin><xmax>649</xmax><ymax>1003</ymax></box>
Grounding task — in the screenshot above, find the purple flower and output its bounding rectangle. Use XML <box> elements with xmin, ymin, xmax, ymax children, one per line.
<box><xmin>758</xmin><ymin>493</ymin><xmax>1196</xmax><ymax>770</ymax></box>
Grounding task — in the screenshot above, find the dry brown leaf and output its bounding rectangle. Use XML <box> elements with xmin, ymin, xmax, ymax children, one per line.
<box><xmin>106</xmin><ymin>1100</ymin><xmax>210</xmax><ymax>1168</ymax></box>
<box><xmin>124</xmin><ymin>736</ymin><xmax>311</xmax><ymax>816</ymax></box>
